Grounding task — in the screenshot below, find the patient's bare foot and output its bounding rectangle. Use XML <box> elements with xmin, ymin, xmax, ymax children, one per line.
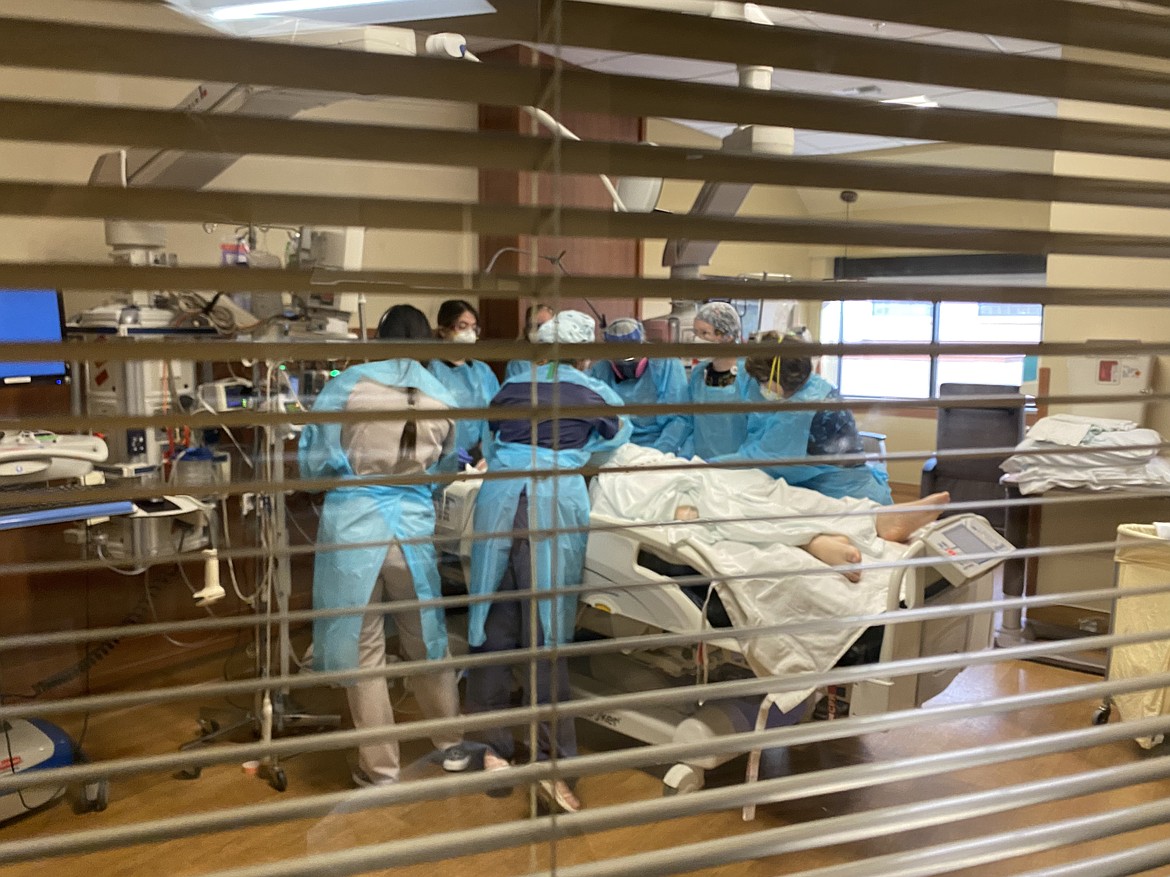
<box><xmin>875</xmin><ymin>492</ymin><xmax>950</xmax><ymax>543</ymax></box>
<box><xmin>674</xmin><ymin>504</ymin><xmax>700</xmax><ymax>521</ymax></box>
<box><xmin>804</xmin><ymin>535</ymin><xmax>862</xmax><ymax>583</ymax></box>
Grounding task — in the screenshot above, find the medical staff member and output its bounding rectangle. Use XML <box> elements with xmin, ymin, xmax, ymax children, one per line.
<box><xmin>299</xmin><ymin>305</ymin><xmax>469</xmax><ymax>788</ymax></box>
<box><xmin>506</xmin><ymin>302</ymin><xmax>556</xmax><ymax>380</ymax></box>
<box><xmin>714</xmin><ymin>331</ymin><xmax>892</xmax><ymax>503</ymax></box>
<box><xmin>520</xmin><ymin>302</ymin><xmax>555</xmax><ymax>341</ymax></box>
<box><xmin>680</xmin><ymin>301</ymin><xmax>759</xmax><ymax>460</ymax></box>
<box><xmin>428</xmin><ymin>299</ymin><xmax>500</xmax><ymax>466</ymax></box>
<box><xmin>590</xmin><ymin>317</ymin><xmax>688</xmax><ymax>455</ymax></box>
<box><xmin>466</xmin><ymin>310</ymin><xmax>631</xmax><ymax>814</ymax></box>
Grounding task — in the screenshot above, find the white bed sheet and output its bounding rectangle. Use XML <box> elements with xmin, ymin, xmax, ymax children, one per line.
<box><xmin>591</xmin><ymin>446</ymin><xmax>905</xmax><ymax>712</ymax></box>
<box><xmin>1001</xmin><ymin>420</ymin><xmax>1170</xmax><ymax>495</ymax></box>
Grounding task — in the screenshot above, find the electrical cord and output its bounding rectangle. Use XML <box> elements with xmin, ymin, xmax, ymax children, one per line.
<box><xmin>219</xmin><ymin>498</ymin><xmax>255</xmax><ymax>605</ymax></box>
<box><xmin>144</xmin><ymin>571</ymin><xmax>216</xmax><ymax>650</ymax></box>
<box><xmin>29</xmin><ymin>536</ymin><xmax>163</xmax><ymax>697</ymax></box>
<box><xmin>194</xmin><ymin>396</ymin><xmax>253</xmax><ymax>468</ymax></box>
<box><xmin>94</xmin><ymin>542</ymin><xmax>148</xmax><ymax>577</ymax></box>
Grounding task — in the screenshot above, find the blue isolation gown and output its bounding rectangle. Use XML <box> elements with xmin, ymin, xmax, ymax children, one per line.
<box><xmin>589</xmin><ymin>358</ymin><xmax>689</xmax><ymax>454</ymax></box>
<box><xmin>427</xmin><ymin>358</ymin><xmax>500</xmax><ymax>457</ymax></box>
<box><xmin>712</xmin><ymin>373</ymin><xmax>891</xmax><ymax>503</ymax></box>
<box><xmin>680</xmin><ymin>359</ymin><xmax>761</xmax><ymax>460</ymax></box>
<box><xmin>468</xmin><ymin>362</ymin><xmax>631</xmax><ymax>647</ymax></box>
<box><xmin>298</xmin><ymin>360</ymin><xmax>458</xmax><ymax>673</ymax></box>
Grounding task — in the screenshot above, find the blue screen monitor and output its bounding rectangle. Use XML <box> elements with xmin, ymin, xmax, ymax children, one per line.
<box><xmin>0</xmin><ymin>289</ymin><xmax>68</xmax><ymax>386</ymax></box>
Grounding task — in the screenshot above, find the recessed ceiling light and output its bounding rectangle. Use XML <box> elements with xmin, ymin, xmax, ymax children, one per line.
<box><xmin>881</xmin><ymin>95</ymin><xmax>940</xmax><ymax>109</ymax></box>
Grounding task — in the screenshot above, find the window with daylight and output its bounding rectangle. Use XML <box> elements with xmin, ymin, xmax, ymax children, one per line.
<box><xmin>820</xmin><ymin>255</ymin><xmax>1045</xmax><ymax>399</ymax></box>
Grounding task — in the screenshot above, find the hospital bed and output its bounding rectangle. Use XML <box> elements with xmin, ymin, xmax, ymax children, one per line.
<box><xmin>574</xmin><ymin>512</ymin><xmax>1006</xmax><ymax>793</ymax></box>
<box><xmin>436</xmin><ymin>480</ymin><xmax>1009</xmax><ymax>795</ymax></box>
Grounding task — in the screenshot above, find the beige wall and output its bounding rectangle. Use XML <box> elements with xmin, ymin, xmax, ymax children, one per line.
<box><xmin>1</xmin><ymin>1</ymin><xmax>479</xmax><ymax>327</ymax></box>
<box><xmin>1044</xmin><ymin>77</ymin><xmax>1170</xmax><ymax>436</ymax></box>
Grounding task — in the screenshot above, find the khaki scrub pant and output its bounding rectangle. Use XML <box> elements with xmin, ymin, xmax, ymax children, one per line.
<box><xmin>348</xmin><ymin>543</ymin><xmax>462</xmax><ymax>782</ymax></box>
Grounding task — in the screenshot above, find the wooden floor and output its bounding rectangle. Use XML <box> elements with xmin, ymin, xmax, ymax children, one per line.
<box><xmin>3</xmin><ymin>656</ymin><xmax>1170</xmax><ymax>877</ymax></box>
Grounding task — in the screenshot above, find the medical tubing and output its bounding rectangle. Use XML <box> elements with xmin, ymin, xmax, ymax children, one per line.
<box><xmin>8</xmin><ymin>711</ymin><xmax>1166</xmax><ymax>867</ymax></box>
<box><xmin>5</xmin><ymin>644</ymin><xmax>1170</xmax><ymax>798</ymax></box>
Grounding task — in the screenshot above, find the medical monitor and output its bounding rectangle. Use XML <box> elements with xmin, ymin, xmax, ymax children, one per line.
<box><xmin>0</xmin><ymin>290</ymin><xmax>68</xmax><ymax>386</ymax></box>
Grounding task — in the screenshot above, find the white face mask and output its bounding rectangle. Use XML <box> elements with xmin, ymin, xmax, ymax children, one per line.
<box><xmin>451</xmin><ymin>329</ymin><xmax>477</xmax><ymax>344</ymax></box>
<box><xmin>691</xmin><ymin>335</ymin><xmax>713</xmax><ymax>344</ymax></box>
<box><xmin>760</xmin><ymin>384</ymin><xmax>784</xmax><ymax>402</ymax></box>
<box><xmin>527</xmin><ymin>329</ymin><xmax>542</xmax><ymax>342</ymax></box>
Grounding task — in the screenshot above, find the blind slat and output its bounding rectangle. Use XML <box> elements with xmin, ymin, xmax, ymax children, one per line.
<box><xmin>2</xmin><ymin>7</ymin><xmax>1167</xmax><ymax>876</ymax></box>
<box><xmin>9</xmin><ymin>182</ymin><xmax>1170</xmax><ymax>258</ymax></box>
<box><xmin>9</xmin><ymin>17</ymin><xmax>1170</xmax><ymax>160</ymax></box>
<box><xmin>2</xmin><ymin>265</ymin><xmax>1168</xmax><ymax>309</ymax></box>
<box><xmin>14</xmin><ymin>98</ymin><xmax>1170</xmax><ymax>211</ymax></box>
<box><xmin>402</xmin><ymin>0</ymin><xmax>1170</xmax><ymax>113</ymax></box>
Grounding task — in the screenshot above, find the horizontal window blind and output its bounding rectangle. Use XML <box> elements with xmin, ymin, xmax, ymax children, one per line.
<box><xmin>2</xmin><ymin>2</ymin><xmax>1170</xmax><ymax>876</ymax></box>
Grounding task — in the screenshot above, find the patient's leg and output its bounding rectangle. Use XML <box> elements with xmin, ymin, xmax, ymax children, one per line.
<box><xmin>803</xmin><ymin>535</ymin><xmax>862</xmax><ymax>583</ymax></box>
<box><xmin>874</xmin><ymin>492</ymin><xmax>950</xmax><ymax>543</ymax></box>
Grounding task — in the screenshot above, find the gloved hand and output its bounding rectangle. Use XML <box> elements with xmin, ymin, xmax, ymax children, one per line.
<box><xmin>456</xmin><ymin>448</ymin><xmax>475</xmax><ymax>467</ymax></box>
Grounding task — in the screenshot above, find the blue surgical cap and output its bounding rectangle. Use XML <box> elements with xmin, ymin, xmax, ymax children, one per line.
<box><xmin>604</xmin><ymin>318</ymin><xmax>644</xmax><ymax>343</ymax></box>
<box><xmin>694</xmin><ymin>302</ymin><xmax>741</xmax><ymax>340</ymax></box>
<box><xmin>536</xmin><ymin>309</ymin><xmax>596</xmax><ymax>344</ymax></box>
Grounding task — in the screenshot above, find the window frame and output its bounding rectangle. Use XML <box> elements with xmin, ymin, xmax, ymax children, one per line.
<box><xmin>826</xmin><ymin>253</ymin><xmax>1046</xmax><ymax>401</ymax></box>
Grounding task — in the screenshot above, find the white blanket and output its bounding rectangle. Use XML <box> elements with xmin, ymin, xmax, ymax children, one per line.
<box><xmin>1001</xmin><ymin>417</ymin><xmax>1169</xmax><ymax>495</ymax></box>
<box><xmin>591</xmin><ymin>446</ymin><xmax>904</xmax><ymax>712</ymax></box>
<box><xmin>1024</xmin><ymin>413</ymin><xmax>1137</xmax><ymax>446</ymax></box>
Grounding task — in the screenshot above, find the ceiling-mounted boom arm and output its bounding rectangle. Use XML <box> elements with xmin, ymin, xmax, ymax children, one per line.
<box><xmin>662</xmin><ymin>2</ymin><xmax>793</xmax><ymax>281</ymax></box>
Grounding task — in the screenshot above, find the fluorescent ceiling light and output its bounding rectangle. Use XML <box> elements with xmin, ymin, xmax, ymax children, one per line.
<box><xmin>169</xmin><ymin>0</ymin><xmax>494</xmax><ymax>34</ymax></box>
<box><xmin>211</xmin><ymin>0</ymin><xmax>414</xmax><ymax>20</ymax></box>
<box><xmin>880</xmin><ymin>95</ymin><xmax>939</xmax><ymax>109</ymax></box>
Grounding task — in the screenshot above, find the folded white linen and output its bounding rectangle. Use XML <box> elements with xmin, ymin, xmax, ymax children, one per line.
<box><xmin>1026</xmin><ymin>413</ymin><xmax>1138</xmax><ymax>445</ymax></box>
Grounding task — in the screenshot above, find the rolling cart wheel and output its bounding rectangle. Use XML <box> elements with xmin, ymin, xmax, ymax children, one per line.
<box><xmin>85</xmin><ymin>779</ymin><xmax>109</xmax><ymax>813</ymax></box>
<box><xmin>177</xmin><ymin>766</ymin><xmax>202</xmax><ymax>780</ymax></box>
<box><xmin>268</xmin><ymin>766</ymin><xmax>288</xmax><ymax>792</ymax></box>
<box><xmin>1092</xmin><ymin>704</ymin><xmax>1112</xmax><ymax>725</ymax></box>
<box><xmin>662</xmin><ymin>764</ymin><xmax>704</xmax><ymax>796</ymax></box>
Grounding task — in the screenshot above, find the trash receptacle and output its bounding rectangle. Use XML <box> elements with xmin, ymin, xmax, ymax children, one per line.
<box><xmin>1109</xmin><ymin>523</ymin><xmax>1170</xmax><ymax>748</ymax></box>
